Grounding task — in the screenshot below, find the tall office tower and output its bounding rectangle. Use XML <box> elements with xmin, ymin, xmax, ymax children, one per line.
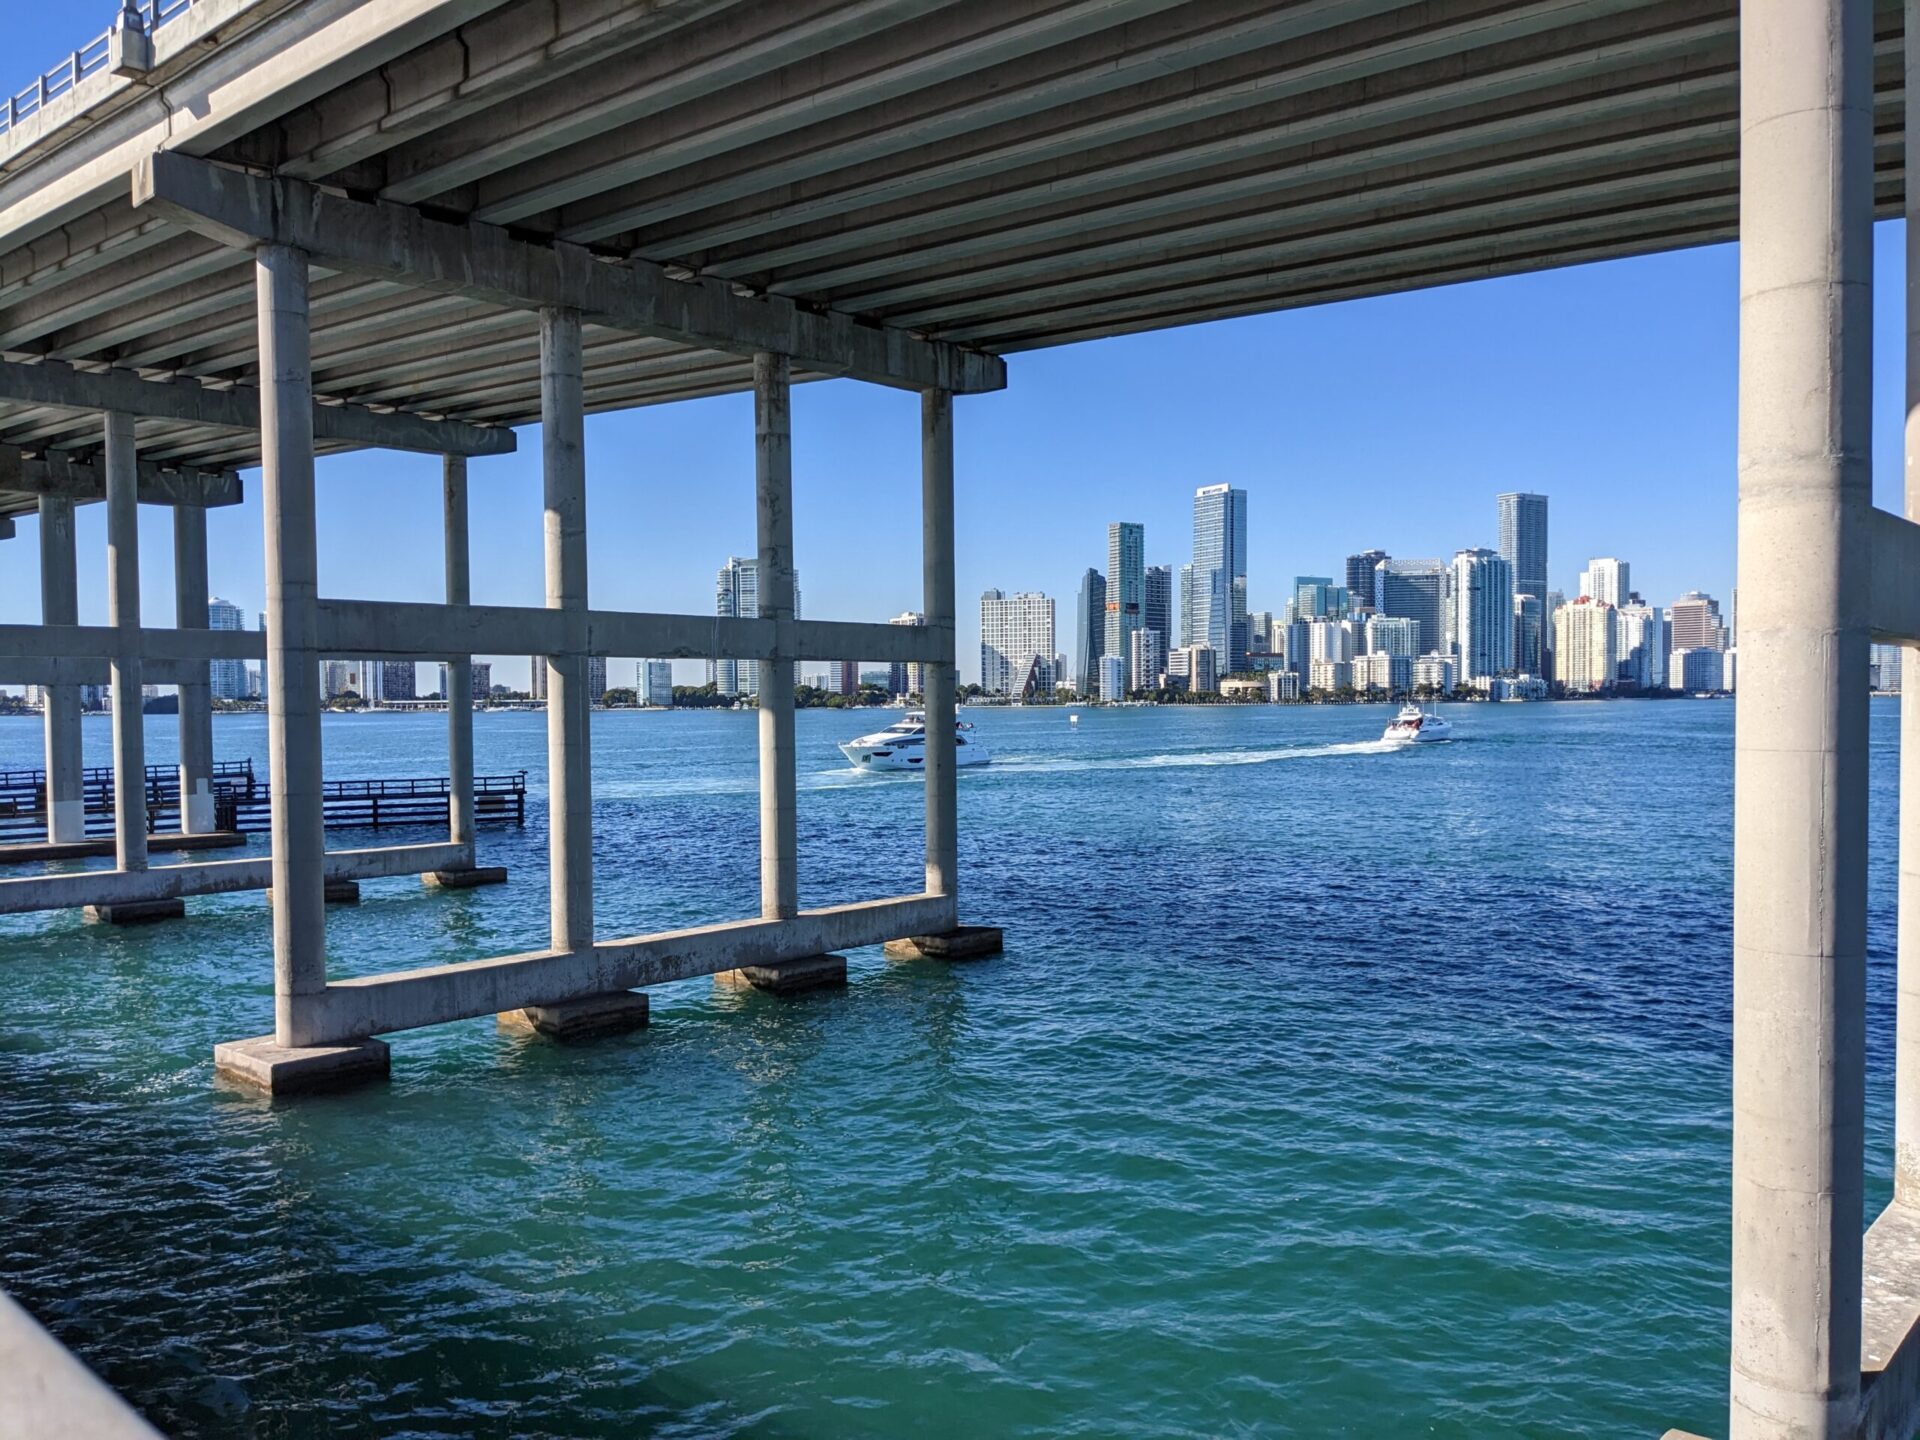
<box><xmin>1668</xmin><ymin>590</ymin><xmax>1726</xmax><ymax>650</ymax></box>
<box><xmin>1578</xmin><ymin>556</ymin><xmax>1630</xmax><ymax>606</ymax></box>
<box><xmin>1497</xmin><ymin>492</ymin><xmax>1549</xmax><ymax>626</ymax></box>
<box><xmin>586</xmin><ymin>655</ymin><xmax>608</xmax><ymax>702</ymax></box>
<box><xmin>471</xmin><ymin>661</ymin><xmax>491</xmax><ymax>701</ymax></box>
<box><xmin>1554</xmin><ymin>598</ymin><xmax>1619</xmax><ymax>692</ymax></box>
<box><xmin>1105</xmin><ymin>522</ymin><xmax>1145</xmax><ymax>661</ymax></box>
<box><xmin>1192</xmin><ymin>484</ymin><xmax>1249</xmax><ymax>672</ymax></box>
<box><xmin>1246</xmin><ymin>610</ymin><xmax>1275</xmax><ymax>654</ymax></box>
<box><xmin>979</xmin><ymin>589</ymin><xmax>1056</xmax><ymax>697</ymax></box>
<box><xmin>1511</xmin><ymin>593</ymin><xmax>1543</xmax><ymax>675</ymax></box>
<box><xmin>1075</xmin><ymin>568</ymin><xmax>1107</xmax><ymax>695</ymax></box>
<box><xmin>1451</xmin><ymin>547</ymin><xmax>1516</xmax><ymax>682</ymax></box>
<box><xmin>207</xmin><ymin>596</ymin><xmax>247</xmax><ymax>699</ymax></box>
<box><xmin>1365</xmin><ymin>615</ymin><xmax>1419</xmax><ymax>658</ymax></box>
<box><xmin>827</xmin><ymin>660</ymin><xmax>860</xmax><ymax>697</ymax></box>
<box><xmin>1128</xmin><ymin>627</ymin><xmax>1165</xmax><ymax>692</ymax></box>
<box><xmin>1373</xmin><ymin>558</ymin><xmax>1446</xmax><ymax>655</ymax></box>
<box><xmin>711</xmin><ymin>556</ymin><xmax>801</xmax><ymax>694</ymax></box>
<box><xmin>1345</xmin><ymin>550</ymin><xmax>1388</xmax><ymax>601</ymax></box>
<box><xmin>888</xmin><ymin>611</ymin><xmax>926</xmax><ymax>696</ymax></box>
<box><xmin>1615</xmin><ymin>599</ymin><xmax>1665</xmax><ymax>689</ymax></box>
<box><xmin>1292</xmin><ymin>576</ymin><xmax>1342</xmax><ymax>619</ymax></box>
<box><xmin>643</xmin><ymin>660</ymin><xmax>676</xmax><ymax>706</ymax></box>
<box><xmin>1178</xmin><ymin>563</ymin><xmax>1195</xmax><ymax>646</ymax></box>
<box><xmin>377</xmin><ymin>660</ymin><xmax>417</xmax><ymax>703</ymax></box>
<box><xmin>528</xmin><ymin>656</ymin><xmax>547</xmax><ymax>701</ymax></box>
<box><xmin>1144</xmin><ymin>564</ymin><xmax>1173</xmax><ymax>650</ymax></box>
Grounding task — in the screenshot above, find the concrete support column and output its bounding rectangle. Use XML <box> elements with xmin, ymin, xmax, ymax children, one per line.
<box><xmin>755</xmin><ymin>352</ymin><xmax>797</xmax><ymax>921</ymax></box>
<box><xmin>541</xmin><ymin>307</ymin><xmax>592</xmax><ymax>954</ymax></box>
<box><xmin>258</xmin><ymin>244</ymin><xmax>327</xmax><ymax>1048</ymax></box>
<box><xmin>443</xmin><ymin>455</ymin><xmax>475</xmax><ymax>860</ymax></box>
<box><xmin>172</xmin><ymin>505</ymin><xmax>216</xmax><ymax>835</ymax></box>
<box><xmin>1898</xmin><ymin>0</ymin><xmax>1920</xmax><ymax>1211</ymax></box>
<box><xmin>104</xmin><ymin>410</ymin><xmax>148</xmax><ymax>871</ymax></box>
<box><xmin>37</xmin><ymin>495</ymin><xmax>83</xmax><ymax>844</ymax></box>
<box><xmin>1730</xmin><ymin>0</ymin><xmax>1872</xmax><ymax>1434</ymax></box>
<box><xmin>922</xmin><ymin>389</ymin><xmax>958</xmax><ymax>911</ymax></box>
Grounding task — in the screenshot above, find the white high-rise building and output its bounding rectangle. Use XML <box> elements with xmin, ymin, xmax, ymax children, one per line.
<box><xmin>1451</xmin><ymin>547</ymin><xmax>1515</xmax><ymax>682</ymax></box>
<box><xmin>711</xmin><ymin>557</ymin><xmax>801</xmax><ymax>695</ymax></box>
<box><xmin>1128</xmin><ymin>626</ymin><xmax>1164</xmax><ymax>692</ymax></box>
<box><xmin>207</xmin><ymin>596</ymin><xmax>247</xmax><ymax>699</ymax></box>
<box><xmin>1578</xmin><ymin>557</ymin><xmax>1630</xmax><ymax>607</ymax></box>
<box><xmin>1307</xmin><ymin>617</ymin><xmax>1353</xmax><ymax>663</ymax></box>
<box><xmin>979</xmin><ymin>589</ymin><xmax>1055</xmax><ymax>696</ymax></box>
<box><xmin>1615</xmin><ymin>601</ymin><xmax>1665</xmax><ymax>690</ymax></box>
<box><xmin>1554</xmin><ymin>597</ymin><xmax>1618</xmax><ymax>693</ymax></box>
<box><xmin>1098</xmin><ymin>653</ymin><xmax>1127</xmax><ymax>702</ymax></box>
<box><xmin>1364</xmin><ymin>615</ymin><xmax>1419</xmax><ymax>659</ymax></box>
<box><xmin>1413</xmin><ymin>653</ymin><xmax>1457</xmax><ymax>694</ymax></box>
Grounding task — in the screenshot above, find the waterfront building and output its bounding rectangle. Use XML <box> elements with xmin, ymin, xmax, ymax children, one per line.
<box><xmin>1308</xmin><ymin>657</ymin><xmax>1352</xmax><ymax>692</ymax></box>
<box><xmin>376</xmin><ymin>660</ymin><xmax>417</xmax><ymax>703</ymax></box>
<box><xmin>1497</xmin><ymin>492</ymin><xmax>1549</xmax><ymax>633</ymax></box>
<box><xmin>1307</xmin><ymin>617</ymin><xmax>1353</xmax><ymax>663</ymax></box>
<box><xmin>1668</xmin><ymin>590</ymin><xmax>1726</xmax><ymax>651</ymax></box>
<box><xmin>1364</xmin><ymin>615</ymin><xmax>1419</xmax><ymax>659</ymax></box>
<box><xmin>1490</xmin><ymin>675</ymin><xmax>1549</xmax><ymax>701</ymax></box>
<box><xmin>1872</xmin><ymin>643</ymin><xmax>1904</xmax><ymax>693</ymax></box>
<box><xmin>1192</xmin><ymin>485</ymin><xmax>1249</xmax><ymax>672</ymax></box>
<box><xmin>472</xmin><ymin>662</ymin><xmax>491</xmax><ymax>701</ymax></box>
<box><xmin>1554</xmin><ymin>597</ymin><xmax>1618</xmax><ymax>693</ymax></box>
<box><xmin>980</xmin><ymin>589</ymin><xmax>1056</xmax><ymax>697</ymax></box>
<box><xmin>1670</xmin><ymin>646</ymin><xmax>1726</xmax><ymax>692</ymax></box>
<box><xmin>1292</xmin><ymin>575</ymin><xmax>1346</xmax><ymax>620</ymax></box>
<box><xmin>207</xmin><ymin>596</ymin><xmax>247</xmax><ymax>700</ymax></box>
<box><xmin>528</xmin><ymin>656</ymin><xmax>547</xmax><ymax>701</ymax></box>
<box><xmin>1178</xmin><ymin>563</ymin><xmax>1195</xmax><ymax>647</ymax></box>
<box><xmin>1074</xmin><ymin>568</ymin><xmax>1106</xmax><ymax>695</ymax></box>
<box><xmin>1451</xmin><ymin>548</ymin><xmax>1515</xmax><ymax>682</ymax></box>
<box><xmin>1266</xmin><ymin>670</ymin><xmax>1301</xmax><ymax>702</ymax></box>
<box><xmin>1413</xmin><ymin>652</ymin><xmax>1457</xmax><ymax>694</ymax></box>
<box><xmin>1354</xmin><ymin>651</ymin><xmax>1410</xmax><ymax>694</ymax></box>
<box><xmin>888</xmin><ymin>611</ymin><xmax>926</xmax><ymax>696</ymax></box>
<box><xmin>1105</xmin><ymin>522</ymin><xmax>1144</xmax><ymax>663</ymax></box>
<box><xmin>586</xmin><ymin>656</ymin><xmax>608</xmax><ymax>703</ymax></box>
<box><xmin>322</xmin><ymin>659</ymin><xmax>367</xmax><ymax>699</ymax></box>
<box><xmin>1512</xmin><ymin>593</ymin><xmax>1542</xmax><ymax>677</ymax></box>
<box><xmin>1128</xmin><ymin>626</ymin><xmax>1164</xmax><ymax>693</ymax></box>
<box><xmin>1542</xmin><ymin>587</ymin><xmax>1567</xmax><ymax>682</ymax></box>
<box><xmin>711</xmin><ymin>557</ymin><xmax>802</xmax><ymax>695</ymax></box>
<box><xmin>1246</xmin><ymin>610</ymin><xmax>1274</xmax><ymax>653</ymax></box>
<box><xmin>1373</xmin><ymin>558</ymin><xmax>1446</xmax><ymax>655</ymax></box>
<box><xmin>642</xmin><ymin>660</ymin><xmax>675</xmax><ymax>706</ymax></box>
<box><xmin>1145</xmin><ymin>565</ymin><xmax>1173</xmax><ymax>654</ymax></box>
<box><xmin>1579</xmin><ymin>557</ymin><xmax>1630</xmax><ymax>608</ymax></box>
<box><xmin>1616</xmin><ymin>600</ymin><xmax>1666</xmax><ymax>690</ymax></box>
<box><xmin>1345</xmin><ymin>549</ymin><xmax>1388</xmax><ymax>601</ymax></box>
<box><xmin>1168</xmin><ymin>644</ymin><xmax>1217</xmax><ymax>693</ymax></box>
<box><xmin>1098</xmin><ymin>653</ymin><xmax>1126</xmax><ymax>701</ymax></box>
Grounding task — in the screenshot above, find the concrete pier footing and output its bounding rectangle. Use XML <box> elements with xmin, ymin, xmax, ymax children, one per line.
<box><xmin>268</xmin><ymin>879</ymin><xmax>359</xmax><ymax>905</ymax></box>
<box><xmin>497</xmin><ymin>989</ymin><xmax>650</xmax><ymax>1040</ymax></box>
<box><xmin>423</xmin><ymin>866</ymin><xmax>509</xmax><ymax>890</ymax></box>
<box><xmin>716</xmin><ymin>953</ymin><xmax>848</xmax><ymax>995</ymax></box>
<box><xmin>214</xmin><ymin>1036</ymin><xmax>391</xmax><ymax>1095</ymax></box>
<box><xmin>884</xmin><ymin>926</ymin><xmax>1004</xmax><ymax>961</ymax></box>
<box><xmin>83</xmin><ymin>899</ymin><xmax>187</xmax><ymax>925</ymax></box>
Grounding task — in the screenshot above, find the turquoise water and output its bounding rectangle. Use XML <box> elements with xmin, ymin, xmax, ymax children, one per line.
<box><xmin>0</xmin><ymin>700</ymin><xmax>1898</xmax><ymax>1436</ymax></box>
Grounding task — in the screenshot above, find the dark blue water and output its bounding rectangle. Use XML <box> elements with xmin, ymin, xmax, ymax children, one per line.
<box><xmin>0</xmin><ymin>699</ymin><xmax>1897</xmax><ymax>1436</ymax></box>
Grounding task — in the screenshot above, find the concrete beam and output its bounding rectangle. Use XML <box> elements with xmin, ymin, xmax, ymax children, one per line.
<box><xmin>307</xmin><ymin>892</ymin><xmax>953</xmax><ymax>1039</ymax></box>
<box><xmin>0</xmin><ymin>623</ymin><xmax>261</xmax><ymax>663</ymax></box>
<box><xmin>0</xmin><ymin>656</ymin><xmax>216</xmax><ymax>686</ymax></box>
<box><xmin>0</xmin><ymin>359</ymin><xmax>515</xmax><ymax>457</ymax></box>
<box><xmin>0</xmin><ymin>443</ymin><xmax>240</xmax><ymax>508</ymax></box>
<box><xmin>0</xmin><ymin>1289</ymin><xmax>160</xmax><ymax>1440</ymax></box>
<box><xmin>0</xmin><ymin>842</ymin><xmax>469</xmax><ymax>916</ymax></box>
<box><xmin>133</xmin><ymin>153</ymin><xmax>1005</xmax><ymax>395</ymax></box>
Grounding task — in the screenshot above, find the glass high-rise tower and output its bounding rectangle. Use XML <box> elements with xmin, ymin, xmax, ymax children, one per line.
<box><xmin>1191</xmin><ymin>484</ymin><xmax>1248</xmax><ymax>673</ymax></box>
<box><xmin>1075</xmin><ymin>568</ymin><xmax>1107</xmax><ymax>695</ymax></box>
<box><xmin>1105</xmin><ymin>522</ymin><xmax>1144</xmax><ymax>663</ymax></box>
<box><xmin>1496</xmin><ymin>491</ymin><xmax>1549</xmax><ymax>614</ymax></box>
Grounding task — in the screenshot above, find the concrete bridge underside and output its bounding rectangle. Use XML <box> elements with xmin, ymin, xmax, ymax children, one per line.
<box><xmin>0</xmin><ymin>1</ymin><xmax>1918</xmax><ymax>1437</ymax></box>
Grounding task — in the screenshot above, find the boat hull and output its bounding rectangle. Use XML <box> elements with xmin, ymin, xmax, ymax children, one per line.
<box><xmin>839</xmin><ymin>742</ymin><xmax>991</xmax><ymax>771</ymax></box>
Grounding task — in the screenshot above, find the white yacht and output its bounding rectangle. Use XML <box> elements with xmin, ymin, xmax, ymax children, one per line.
<box><xmin>1382</xmin><ymin>703</ymin><xmax>1453</xmax><ymax>744</ymax></box>
<box><xmin>840</xmin><ymin>711</ymin><xmax>990</xmax><ymax>771</ymax></box>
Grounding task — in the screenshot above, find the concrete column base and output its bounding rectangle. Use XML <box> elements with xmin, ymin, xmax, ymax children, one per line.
<box><xmin>716</xmin><ymin>953</ymin><xmax>848</xmax><ymax>995</ymax></box>
<box><xmin>213</xmin><ymin>1035</ymin><xmax>390</xmax><ymax>1096</ymax></box>
<box><xmin>423</xmin><ymin>866</ymin><xmax>509</xmax><ymax>890</ymax></box>
<box><xmin>83</xmin><ymin>899</ymin><xmax>186</xmax><ymax>925</ymax></box>
<box><xmin>497</xmin><ymin>989</ymin><xmax>649</xmax><ymax>1040</ymax></box>
<box><xmin>883</xmin><ymin>925</ymin><xmax>1003</xmax><ymax>961</ymax></box>
<box><xmin>268</xmin><ymin>879</ymin><xmax>360</xmax><ymax>905</ymax></box>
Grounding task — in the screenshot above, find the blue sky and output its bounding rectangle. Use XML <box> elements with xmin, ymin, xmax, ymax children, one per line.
<box><xmin>3</xmin><ymin>7</ymin><xmax>1913</xmax><ymax>687</ymax></box>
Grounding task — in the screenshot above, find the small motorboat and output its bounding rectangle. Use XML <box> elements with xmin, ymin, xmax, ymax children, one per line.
<box><xmin>840</xmin><ymin>711</ymin><xmax>990</xmax><ymax>771</ymax></box>
<box><xmin>1382</xmin><ymin>703</ymin><xmax>1452</xmax><ymax>744</ymax></box>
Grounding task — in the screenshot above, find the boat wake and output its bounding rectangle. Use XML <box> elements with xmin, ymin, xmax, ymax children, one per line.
<box><xmin>988</xmin><ymin>738</ymin><xmax>1401</xmax><ymax>774</ymax></box>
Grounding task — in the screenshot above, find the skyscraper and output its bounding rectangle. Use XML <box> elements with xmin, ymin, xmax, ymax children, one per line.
<box><xmin>979</xmin><ymin>589</ymin><xmax>1055</xmax><ymax>697</ymax></box>
<box><xmin>1178</xmin><ymin>563</ymin><xmax>1195</xmax><ymax>647</ymax></box>
<box><xmin>376</xmin><ymin>660</ymin><xmax>416</xmax><ymax>703</ymax></box>
<box><xmin>1105</xmin><ymin>522</ymin><xmax>1145</xmax><ymax>662</ymax></box>
<box><xmin>1374</xmin><ymin>558</ymin><xmax>1446</xmax><ymax>655</ymax></box>
<box><xmin>711</xmin><ymin>556</ymin><xmax>801</xmax><ymax>695</ymax></box>
<box><xmin>1669</xmin><ymin>590</ymin><xmax>1726</xmax><ymax>650</ymax></box>
<box><xmin>1192</xmin><ymin>484</ymin><xmax>1248</xmax><ymax>673</ymax></box>
<box><xmin>1345</xmin><ymin>550</ymin><xmax>1388</xmax><ymax>604</ymax></box>
<box><xmin>1292</xmin><ymin>576</ymin><xmax>1342</xmax><ymax>619</ymax></box>
<box><xmin>207</xmin><ymin>596</ymin><xmax>247</xmax><ymax>700</ymax></box>
<box><xmin>1144</xmin><ymin>564</ymin><xmax>1173</xmax><ymax>649</ymax></box>
<box><xmin>1512</xmin><ymin>593</ymin><xmax>1542</xmax><ymax>676</ymax></box>
<box><xmin>1555</xmin><ymin>598</ymin><xmax>1618</xmax><ymax>692</ymax></box>
<box><xmin>1579</xmin><ymin>557</ymin><xmax>1630</xmax><ymax>607</ymax></box>
<box><xmin>887</xmin><ymin>611</ymin><xmax>926</xmax><ymax>696</ymax></box>
<box><xmin>1451</xmin><ymin>548</ymin><xmax>1515</xmax><ymax>682</ymax></box>
<box><xmin>1497</xmin><ymin>492</ymin><xmax>1549</xmax><ymax>627</ymax></box>
<box><xmin>642</xmin><ymin>660</ymin><xmax>675</xmax><ymax>706</ymax></box>
<box><xmin>1075</xmin><ymin>568</ymin><xmax>1106</xmax><ymax>695</ymax></box>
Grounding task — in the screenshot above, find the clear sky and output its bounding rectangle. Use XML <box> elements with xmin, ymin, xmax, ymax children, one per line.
<box><xmin>3</xmin><ymin>8</ymin><xmax>1914</xmax><ymax>688</ymax></box>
